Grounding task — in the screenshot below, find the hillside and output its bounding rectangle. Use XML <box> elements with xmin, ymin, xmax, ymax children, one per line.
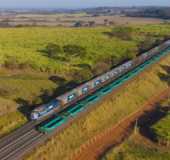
<box><xmin>103</xmin><ymin>97</ymin><xmax>170</xmax><ymax>160</ymax></box>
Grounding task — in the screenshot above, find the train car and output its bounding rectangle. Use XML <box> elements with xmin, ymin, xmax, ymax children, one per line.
<box><xmin>30</xmin><ymin>40</ymin><xmax>170</xmax><ymax>120</ymax></box>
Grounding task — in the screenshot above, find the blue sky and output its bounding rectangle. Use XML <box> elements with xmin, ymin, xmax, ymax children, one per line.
<box><xmin>0</xmin><ymin>0</ymin><xmax>170</xmax><ymax>9</ymax></box>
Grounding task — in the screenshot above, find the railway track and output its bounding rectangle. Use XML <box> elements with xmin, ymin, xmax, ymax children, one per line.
<box><xmin>0</xmin><ymin>121</ymin><xmax>35</xmax><ymax>149</ymax></box>
<box><xmin>0</xmin><ymin>45</ymin><xmax>170</xmax><ymax>160</ymax></box>
<box><xmin>0</xmin><ymin>121</ymin><xmax>40</xmax><ymax>160</ymax></box>
<box><xmin>0</xmin><ymin>130</ymin><xmax>42</xmax><ymax>160</ymax></box>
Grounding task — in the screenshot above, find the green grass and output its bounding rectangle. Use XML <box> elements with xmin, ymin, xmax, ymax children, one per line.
<box><xmin>151</xmin><ymin>112</ymin><xmax>170</xmax><ymax>142</ymax></box>
<box><xmin>102</xmin><ymin>133</ymin><xmax>170</xmax><ymax>160</ymax></box>
<box><xmin>0</xmin><ymin>70</ymin><xmax>57</xmax><ymax>137</ymax></box>
<box><xmin>0</xmin><ymin>27</ymin><xmax>136</xmax><ymax>73</ymax></box>
<box><xmin>0</xmin><ymin>112</ymin><xmax>27</xmax><ymax>138</ymax></box>
<box><xmin>0</xmin><ymin>24</ymin><xmax>169</xmax><ymax>75</ymax></box>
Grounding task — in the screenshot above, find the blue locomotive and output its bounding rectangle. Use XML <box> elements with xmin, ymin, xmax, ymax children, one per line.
<box><xmin>30</xmin><ymin>40</ymin><xmax>170</xmax><ymax>120</ymax></box>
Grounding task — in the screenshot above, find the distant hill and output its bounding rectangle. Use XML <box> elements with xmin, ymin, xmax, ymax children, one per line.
<box><xmin>0</xmin><ymin>6</ymin><xmax>170</xmax><ymax>19</ymax></box>
<box><xmin>125</xmin><ymin>7</ymin><xmax>170</xmax><ymax>19</ymax></box>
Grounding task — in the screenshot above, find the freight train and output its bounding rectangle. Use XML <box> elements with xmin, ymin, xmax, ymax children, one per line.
<box><xmin>30</xmin><ymin>40</ymin><xmax>170</xmax><ymax>120</ymax></box>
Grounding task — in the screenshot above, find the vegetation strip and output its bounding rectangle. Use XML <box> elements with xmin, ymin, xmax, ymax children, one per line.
<box><xmin>69</xmin><ymin>88</ymin><xmax>170</xmax><ymax>160</ymax></box>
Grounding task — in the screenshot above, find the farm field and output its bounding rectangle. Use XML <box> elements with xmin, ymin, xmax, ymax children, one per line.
<box><xmin>0</xmin><ymin>11</ymin><xmax>166</xmax><ymax>27</ymax></box>
<box><xmin>24</xmin><ymin>44</ymin><xmax>170</xmax><ymax>159</ymax></box>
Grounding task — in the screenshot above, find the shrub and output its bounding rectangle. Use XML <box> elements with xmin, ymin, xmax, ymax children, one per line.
<box><xmin>111</xmin><ymin>26</ymin><xmax>133</xmax><ymax>40</ymax></box>
<box><xmin>45</xmin><ymin>43</ymin><xmax>63</xmax><ymax>59</ymax></box>
<box><xmin>4</xmin><ymin>56</ymin><xmax>19</xmax><ymax>69</ymax></box>
<box><xmin>138</xmin><ymin>37</ymin><xmax>156</xmax><ymax>53</ymax></box>
<box><xmin>70</xmin><ymin>68</ymin><xmax>93</xmax><ymax>83</ymax></box>
<box><xmin>92</xmin><ymin>61</ymin><xmax>111</xmax><ymax>76</ymax></box>
<box><xmin>63</xmin><ymin>44</ymin><xmax>87</xmax><ymax>57</ymax></box>
<box><xmin>74</xmin><ymin>21</ymin><xmax>83</xmax><ymax>27</ymax></box>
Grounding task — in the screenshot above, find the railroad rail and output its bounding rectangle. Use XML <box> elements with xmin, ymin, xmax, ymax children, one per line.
<box><xmin>0</xmin><ymin>44</ymin><xmax>170</xmax><ymax>160</ymax></box>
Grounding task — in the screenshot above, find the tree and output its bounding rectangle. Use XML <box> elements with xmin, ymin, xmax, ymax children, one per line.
<box><xmin>92</xmin><ymin>60</ymin><xmax>111</xmax><ymax>76</ymax></box>
<box><xmin>70</xmin><ymin>68</ymin><xmax>93</xmax><ymax>83</ymax></box>
<box><xmin>104</xmin><ymin>19</ymin><xmax>109</xmax><ymax>26</ymax></box>
<box><xmin>137</xmin><ymin>37</ymin><xmax>155</xmax><ymax>53</ymax></box>
<box><xmin>74</xmin><ymin>21</ymin><xmax>83</xmax><ymax>27</ymax></box>
<box><xmin>45</xmin><ymin>43</ymin><xmax>62</xmax><ymax>59</ymax></box>
<box><xmin>88</xmin><ymin>21</ymin><xmax>95</xmax><ymax>27</ymax></box>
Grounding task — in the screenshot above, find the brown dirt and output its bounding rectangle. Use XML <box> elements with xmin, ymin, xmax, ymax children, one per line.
<box><xmin>0</xmin><ymin>14</ymin><xmax>164</xmax><ymax>27</ymax></box>
<box><xmin>69</xmin><ymin>88</ymin><xmax>170</xmax><ymax>160</ymax></box>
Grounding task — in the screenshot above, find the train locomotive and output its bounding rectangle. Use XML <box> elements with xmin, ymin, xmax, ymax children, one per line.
<box><xmin>31</xmin><ymin>40</ymin><xmax>170</xmax><ymax>120</ymax></box>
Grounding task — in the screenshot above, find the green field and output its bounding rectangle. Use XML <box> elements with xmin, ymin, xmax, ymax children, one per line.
<box><xmin>0</xmin><ymin>25</ymin><xmax>169</xmax><ymax>76</ymax></box>
<box><xmin>0</xmin><ymin>27</ymin><xmax>136</xmax><ymax>75</ymax></box>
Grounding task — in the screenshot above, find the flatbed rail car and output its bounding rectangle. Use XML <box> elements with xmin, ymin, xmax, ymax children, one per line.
<box><xmin>38</xmin><ymin>46</ymin><xmax>170</xmax><ymax>133</ymax></box>
<box><xmin>31</xmin><ymin>40</ymin><xmax>170</xmax><ymax>121</ymax></box>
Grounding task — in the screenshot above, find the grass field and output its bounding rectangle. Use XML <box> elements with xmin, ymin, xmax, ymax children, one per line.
<box><xmin>0</xmin><ymin>70</ymin><xmax>57</xmax><ymax>137</ymax></box>
<box><xmin>24</xmin><ymin>45</ymin><xmax>170</xmax><ymax>160</ymax></box>
<box><xmin>0</xmin><ymin>24</ymin><xmax>170</xmax><ymax>156</ymax></box>
<box><xmin>102</xmin><ymin>132</ymin><xmax>170</xmax><ymax>160</ymax></box>
<box><xmin>0</xmin><ymin>24</ymin><xmax>169</xmax><ymax>75</ymax></box>
<box><xmin>0</xmin><ymin>27</ymin><xmax>136</xmax><ymax>74</ymax></box>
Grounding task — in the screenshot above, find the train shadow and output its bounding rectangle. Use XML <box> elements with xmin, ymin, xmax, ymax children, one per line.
<box><xmin>16</xmin><ymin>98</ymin><xmax>33</xmax><ymax>120</ymax></box>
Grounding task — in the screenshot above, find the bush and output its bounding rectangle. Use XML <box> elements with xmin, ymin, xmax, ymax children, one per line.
<box><xmin>111</xmin><ymin>26</ymin><xmax>133</xmax><ymax>40</ymax></box>
<box><xmin>138</xmin><ymin>37</ymin><xmax>156</xmax><ymax>53</ymax></box>
<box><xmin>45</xmin><ymin>43</ymin><xmax>63</xmax><ymax>59</ymax></box>
<box><xmin>92</xmin><ymin>61</ymin><xmax>111</xmax><ymax>76</ymax></box>
<box><xmin>74</xmin><ymin>21</ymin><xmax>83</xmax><ymax>27</ymax></box>
<box><xmin>4</xmin><ymin>56</ymin><xmax>19</xmax><ymax>69</ymax></box>
<box><xmin>70</xmin><ymin>68</ymin><xmax>93</xmax><ymax>83</ymax></box>
<box><xmin>63</xmin><ymin>45</ymin><xmax>87</xmax><ymax>57</ymax></box>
